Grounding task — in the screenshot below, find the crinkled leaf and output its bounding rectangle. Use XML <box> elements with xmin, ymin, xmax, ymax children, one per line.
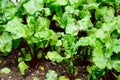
<box><xmin>45</xmin><ymin>51</ymin><xmax>63</xmax><ymax>63</ymax></box>
<box><xmin>76</xmin><ymin>35</ymin><xmax>96</xmax><ymax>47</ymax></box>
<box><xmin>18</xmin><ymin>61</ymin><xmax>29</xmax><ymax>75</ymax></box>
<box><xmin>83</xmin><ymin>3</ymin><xmax>99</xmax><ymax>10</ymax></box>
<box><xmin>62</xmin><ymin>35</ymin><xmax>75</xmax><ymax>49</ymax></box>
<box><xmin>0</xmin><ymin>67</ymin><xmax>11</xmax><ymax>74</ymax></box>
<box><xmin>92</xmin><ymin>47</ymin><xmax>107</xmax><ymax>69</ymax></box>
<box><xmin>58</xmin><ymin>13</ymin><xmax>75</xmax><ymax>29</ymax></box>
<box><xmin>33</xmin><ymin>77</ymin><xmax>39</xmax><ymax>80</ymax></box>
<box><xmin>88</xmin><ymin>66</ymin><xmax>105</xmax><ymax>80</ymax></box>
<box><xmin>53</xmin><ymin>0</ymin><xmax>68</xmax><ymax>6</ymax></box>
<box><xmin>37</xmin><ymin>17</ymin><xmax>50</xmax><ymax>30</ymax></box>
<box><xmin>116</xmin><ymin>16</ymin><xmax>120</xmax><ymax>33</ymax></box>
<box><xmin>65</xmin><ymin>6</ymin><xmax>74</xmax><ymax>14</ymax></box>
<box><xmin>56</xmin><ymin>40</ymin><xmax>62</xmax><ymax>46</ymax></box>
<box><xmin>94</xmin><ymin>29</ymin><xmax>109</xmax><ymax>42</ymax></box>
<box><xmin>0</xmin><ymin>0</ymin><xmax>15</xmax><ymax>9</ymax></box>
<box><xmin>113</xmin><ymin>39</ymin><xmax>120</xmax><ymax>53</ymax></box>
<box><xmin>112</xmin><ymin>60</ymin><xmax>120</xmax><ymax>72</ymax></box>
<box><xmin>66</xmin><ymin>24</ymin><xmax>78</xmax><ymax>36</ymax></box>
<box><xmin>95</xmin><ymin>7</ymin><xmax>114</xmax><ymax>22</ymax></box>
<box><xmin>46</xmin><ymin>70</ymin><xmax>58</xmax><ymax>80</ymax></box>
<box><xmin>23</xmin><ymin>0</ymin><xmax>44</xmax><ymax>14</ymax></box>
<box><xmin>50</xmin><ymin>37</ymin><xmax>58</xmax><ymax>46</ymax></box>
<box><xmin>5</xmin><ymin>18</ymin><xmax>27</xmax><ymax>39</ymax></box>
<box><xmin>59</xmin><ymin>76</ymin><xmax>70</xmax><ymax>80</ymax></box>
<box><xmin>105</xmin><ymin>40</ymin><xmax>114</xmax><ymax>58</ymax></box>
<box><xmin>34</xmin><ymin>29</ymin><xmax>55</xmax><ymax>41</ymax></box>
<box><xmin>77</xmin><ymin>12</ymin><xmax>93</xmax><ymax>30</ymax></box>
<box><xmin>0</xmin><ymin>32</ymin><xmax>12</xmax><ymax>52</ymax></box>
<box><xmin>3</xmin><ymin>7</ymin><xmax>17</xmax><ymax>20</ymax></box>
<box><xmin>102</xmin><ymin>22</ymin><xmax>116</xmax><ymax>33</ymax></box>
<box><xmin>44</xmin><ymin>8</ymin><xmax>51</xmax><ymax>16</ymax></box>
<box><xmin>69</xmin><ymin>0</ymin><xmax>82</xmax><ymax>5</ymax></box>
<box><xmin>44</xmin><ymin>0</ymin><xmax>56</xmax><ymax>3</ymax></box>
<box><xmin>18</xmin><ymin>57</ymin><xmax>23</xmax><ymax>62</ymax></box>
<box><xmin>25</xmin><ymin>54</ymin><xmax>32</xmax><ymax>61</ymax></box>
<box><xmin>76</xmin><ymin>37</ymin><xmax>90</xmax><ymax>47</ymax></box>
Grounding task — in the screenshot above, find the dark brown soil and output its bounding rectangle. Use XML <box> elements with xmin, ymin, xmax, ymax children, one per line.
<box><xmin>0</xmin><ymin>54</ymin><xmax>88</xmax><ymax>80</ymax></box>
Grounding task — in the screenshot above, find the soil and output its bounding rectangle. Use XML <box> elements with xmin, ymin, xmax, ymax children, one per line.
<box><xmin>0</xmin><ymin>54</ymin><xmax>88</xmax><ymax>80</ymax></box>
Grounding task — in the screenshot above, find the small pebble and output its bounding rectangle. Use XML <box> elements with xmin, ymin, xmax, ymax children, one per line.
<box><xmin>8</xmin><ymin>76</ymin><xmax>12</xmax><ymax>79</ymax></box>
<box><xmin>36</xmin><ymin>70</ymin><xmax>40</xmax><ymax>74</ymax></box>
<box><xmin>1</xmin><ymin>78</ymin><xmax>4</xmax><ymax>80</ymax></box>
<box><xmin>40</xmin><ymin>72</ymin><xmax>45</xmax><ymax>76</ymax></box>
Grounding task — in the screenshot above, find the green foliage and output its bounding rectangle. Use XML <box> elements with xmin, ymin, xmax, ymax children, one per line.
<box><xmin>46</xmin><ymin>70</ymin><xmax>58</xmax><ymax>80</ymax></box>
<box><xmin>5</xmin><ymin>18</ymin><xmax>27</xmax><ymax>39</ymax></box>
<box><xmin>87</xmin><ymin>66</ymin><xmax>105</xmax><ymax>80</ymax></box>
<box><xmin>33</xmin><ymin>77</ymin><xmax>39</xmax><ymax>80</ymax></box>
<box><xmin>59</xmin><ymin>76</ymin><xmax>70</xmax><ymax>80</ymax></box>
<box><xmin>0</xmin><ymin>67</ymin><xmax>11</xmax><ymax>74</ymax></box>
<box><xmin>0</xmin><ymin>0</ymin><xmax>120</xmax><ymax>79</ymax></box>
<box><xmin>18</xmin><ymin>61</ymin><xmax>29</xmax><ymax>75</ymax></box>
<box><xmin>45</xmin><ymin>51</ymin><xmax>63</xmax><ymax>63</ymax></box>
<box><xmin>23</xmin><ymin>0</ymin><xmax>44</xmax><ymax>14</ymax></box>
<box><xmin>0</xmin><ymin>32</ymin><xmax>12</xmax><ymax>52</ymax></box>
<box><xmin>24</xmin><ymin>53</ymin><xmax>32</xmax><ymax>61</ymax></box>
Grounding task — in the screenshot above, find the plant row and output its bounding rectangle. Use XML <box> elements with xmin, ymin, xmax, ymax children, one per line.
<box><xmin>0</xmin><ymin>0</ymin><xmax>120</xmax><ymax>79</ymax></box>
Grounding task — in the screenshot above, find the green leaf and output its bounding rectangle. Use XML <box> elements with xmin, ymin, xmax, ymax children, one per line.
<box><xmin>44</xmin><ymin>0</ymin><xmax>56</xmax><ymax>3</ymax></box>
<box><xmin>56</xmin><ymin>40</ymin><xmax>62</xmax><ymax>46</ymax></box>
<box><xmin>59</xmin><ymin>76</ymin><xmax>70</xmax><ymax>80</ymax></box>
<box><xmin>101</xmin><ymin>22</ymin><xmax>116</xmax><ymax>33</ymax></box>
<box><xmin>3</xmin><ymin>7</ymin><xmax>17</xmax><ymax>20</ymax></box>
<box><xmin>33</xmin><ymin>77</ymin><xmax>39</xmax><ymax>80</ymax></box>
<box><xmin>5</xmin><ymin>18</ymin><xmax>27</xmax><ymax>39</ymax></box>
<box><xmin>76</xmin><ymin>37</ymin><xmax>90</xmax><ymax>47</ymax></box>
<box><xmin>88</xmin><ymin>66</ymin><xmax>105</xmax><ymax>80</ymax></box>
<box><xmin>34</xmin><ymin>29</ymin><xmax>54</xmax><ymax>41</ymax></box>
<box><xmin>116</xmin><ymin>16</ymin><xmax>120</xmax><ymax>33</ymax></box>
<box><xmin>76</xmin><ymin>35</ymin><xmax>96</xmax><ymax>47</ymax></box>
<box><xmin>0</xmin><ymin>67</ymin><xmax>11</xmax><ymax>74</ymax></box>
<box><xmin>18</xmin><ymin>61</ymin><xmax>29</xmax><ymax>75</ymax></box>
<box><xmin>53</xmin><ymin>0</ymin><xmax>68</xmax><ymax>6</ymax></box>
<box><xmin>69</xmin><ymin>0</ymin><xmax>82</xmax><ymax>5</ymax></box>
<box><xmin>65</xmin><ymin>6</ymin><xmax>74</xmax><ymax>14</ymax></box>
<box><xmin>23</xmin><ymin>0</ymin><xmax>44</xmax><ymax>14</ymax></box>
<box><xmin>117</xmin><ymin>75</ymin><xmax>120</xmax><ymax>80</ymax></box>
<box><xmin>62</xmin><ymin>35</ymin><xmax>75</xmax><ymax>49</ymax></box>
<box><xmin>0</xmin><ymin>0</ymin><xmax>15</xmax><ymax>9</ymax></box>
<box><xmin>45</xmin><ymin>51</ymin><xmax>63</xmax><ymax>63</ymax></box>
<box><xmin>113</xmin><ymin>39</ymin><xmax>120</xmax><ymax>53</ymax></box>
<box><xmin>95</xmin><ymin>29</ymin><xmax>106</xmax><ymax>39</ymax></box>
<box><xmin>112</xmin><ymin>60</ymin><xmax>120</xmax><ymax>72</ymax></box>
<box><xmin>37</xmin><ymin>17</ymin><xmax>50</xmax><ymax>30</ymax></box>
<box><xmin>92</xmin><ymin>47</ymin><xmax>107</xmax><ymax>69</ymax></box>
<box><xmin>44</xmin><ymin>8</ymin><xmax>51</xmax><ymax>16</ymax></box>
<box><xmin>65</xmin><ymin>24</ymin><xmax>78</xmax><ymax>36</ymax></box>
<box><xmin>77</xmin><ymin>11</ymin><xmax>93</xmax><ymax>30</ymax></box>
<box><xmin>94</xmin><ymin>27</ymin><xmax>111</xmax><ymax>42</ymax></box>
<box><xmin>105</xmin><ymin>40</ymin><xmax>114</xmax><ymax>58</ymax></box>
<box><xmin>50</xmin><ymin>37</ymin><xmax>58</xmax><ymax>46</ymax></box>
<box><xmin>0</xmin><ymin>32</ymin><xmax>12</xmax><ymax>52</ymax></box>
<box><xmin>25</xmin><ymin>54</ymin><xmax>32</xmax><ymax>61</ymax></box>
<box><xmin>95</xmin><ymin>7</ymin><xmax>114</xmax><ymax>22</ymax></box>
<box><xmin>46</xmin><ymin>70</ymin><xmax>58</xmax><ymax>80</ymax></box>
<box><xmin>37</xmin><ymin>50</ymin><xmax>42</xmax><ymax>59</ymax></box>
<box><xmin>83</xmin><ymin>3</ymin><xmax>99</xmax><ymax>10</ymax></box>
<box><xmin>18</xmin><ymin>57</ymin><xmax>23</xmax><ymax>62</ymax></box>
